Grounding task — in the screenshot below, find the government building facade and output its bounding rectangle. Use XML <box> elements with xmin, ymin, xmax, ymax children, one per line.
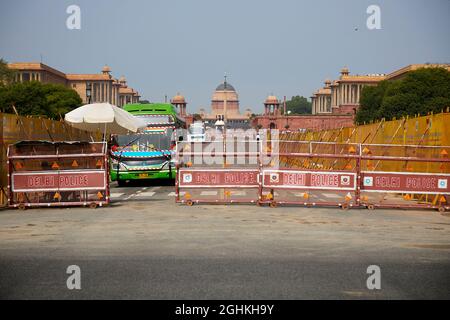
<box><xmin>311</xmin><ymin>64</ymin><xmax>450</xmax><ymax>116</ymax></box>
<box><xmin>7</xmin><ymin>62</ymin><xmax>140</xmax><ymax>107</ymax></box>
<box><xmin>253</xmin><ymin>63</ymin><xmax>450</xmax><ymax>132</ymax></box>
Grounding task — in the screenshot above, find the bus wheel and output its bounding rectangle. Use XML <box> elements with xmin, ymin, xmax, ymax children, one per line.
<box><xmin>186</xmin><ymin>200</ymin><xmax>193</xmax><ymax>206</ymax></box>
<box><xmin>89</xmin><ymin>202</ymin><xmax>98</xmax><ymax>209</ymax></box>
<box><xmin>367</xmin><ymin>204</ymin><xmax>375</xmax><ymax>211</ymax></box>
<box><xmin>18</xmin><ymin>203</ymin><xmax>26</xmax><ymax>211</ymax></box>
<box><xmin>269</xmin><ymin>201</ymin><xmax>278</xmax><ymax>208</ymax></box>
<box><xmin>341</xmin><ymin>203</ymin><xmax>349</xmax><ymax>211</ymax></box>
<box><xmin>118</xmin><ymin>180</ymin><xmax>127</xmax><ymax>187</ymax></box>
<box><xmin>438</xmin><ymin>206</ymin><xmax>446</xmax><ymax>213</ymax></box>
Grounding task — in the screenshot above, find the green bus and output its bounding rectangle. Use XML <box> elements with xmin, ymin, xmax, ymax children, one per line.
<box><xmin>110</xmin><ymin>103</ymin><xmax>186</xmax><ymax>186</ymax></box>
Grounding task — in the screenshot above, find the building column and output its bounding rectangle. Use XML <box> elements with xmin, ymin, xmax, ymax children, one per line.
<box><xmin>356</xmin><ymin>84</ymin><xmax>360</xmax><ymax>103</ymax></box>
<box><xmin>345</xmin><ymin>84</ymin><xmax>348</xmax><ymax>104</ymax></box>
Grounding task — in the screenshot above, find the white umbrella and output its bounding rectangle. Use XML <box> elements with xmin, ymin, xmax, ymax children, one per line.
<box><xmin>65</xmin><ymin>103</ymin><xmax>145</xmax><ymax>135</ymax></box>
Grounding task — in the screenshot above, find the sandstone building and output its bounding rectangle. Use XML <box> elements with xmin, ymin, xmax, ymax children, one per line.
<box><xmin>7</xmin><ymin>62</ymin><xmax>140</xmax><ymax>107</ymax></box>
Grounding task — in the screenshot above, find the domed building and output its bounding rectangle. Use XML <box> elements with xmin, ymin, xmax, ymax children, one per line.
<box><xmin>170</xmin><ymin>93</ymin><xmax>187</xmax><ymax>116</ymax></box>
<box><xmin>201</xmin><ymin>79</ymin><xmax>252</xmax><ymax>128</ymax></box>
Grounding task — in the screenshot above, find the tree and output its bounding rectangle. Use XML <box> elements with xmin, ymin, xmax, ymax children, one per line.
<box><xmin>356</xmin><ymin>67</ymin><xmax>450</xmax><ymax>123</ymax></box>
<box><xmin>0</xmin><ymin>81</ymin><xmax>82</xmax><ymax>118</ymax></box>
<box><xmin>355</xmin><ymin>80</ymin><xmax>391</xmax><ymax>123</ymax></box>
<box><xmin>285</xmin><ymin>95</ymin><xmax>312</xmax><ymax>114</ymax></box>
<box><xmin>0</xmin><ymin>58</ymin><xmax>15</xmax><ymax>85</ymax></box>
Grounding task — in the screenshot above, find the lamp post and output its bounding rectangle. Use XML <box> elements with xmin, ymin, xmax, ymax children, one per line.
<box><xmin>223</xmin><ymin>73</ymin><xmax>228</xmax><ymax>133</ymax></box>
<box><xmin>86</xmin><ymin>83</ymin><xmax>92</xmax><ymax>104</ymax></box>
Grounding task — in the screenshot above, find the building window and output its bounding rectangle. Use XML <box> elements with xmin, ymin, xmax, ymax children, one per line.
<box><xmin>22</xmin><ymin>73</ymin><xmax>30</xmax><ymax>82</ymax></box>
<box><xmin>72</xmin><ymin>83</ymin><xmax>76</xmax><ymax>88</ymax></box>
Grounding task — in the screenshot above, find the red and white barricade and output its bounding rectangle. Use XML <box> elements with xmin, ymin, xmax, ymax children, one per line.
<box><xmin>175</xmin><ymin>138</ymin><xmax>450</xmax><ymax>211</ymax></box>
<box><xmin>258</xmin><ymin>141</ymin><xmax>361</xmax><ymax>209</ymax></box>
<box><xmin>7</xmin><ymin>141</ymin><xmax>109</xmax><ymax>209</ymax></box>
<box><xmin>175</xmin><ymin>140</ymin><xmax>260</xmax><ymax>205</ymax></box>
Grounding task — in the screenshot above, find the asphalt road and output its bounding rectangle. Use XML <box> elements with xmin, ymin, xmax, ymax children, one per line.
<box><xmin>0</xmin><ymin>181</ymin><xmax>449</xmax><ymax>299</ymax></box>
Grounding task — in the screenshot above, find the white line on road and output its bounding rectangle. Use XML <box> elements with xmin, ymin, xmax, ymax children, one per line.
<box><xmin>135</xmin><ymin>191</ymin><xmax>156</xmax><ymax>197</ymax></box>
<box><xmin>110</xmin><ymin>193</ymin><xmax>125</xmax><ymax>198</ymax></box>
<box><xmin>168</xmin><ymin>191</ymin><xmax>185</xmax><ymax>197</ymax></box>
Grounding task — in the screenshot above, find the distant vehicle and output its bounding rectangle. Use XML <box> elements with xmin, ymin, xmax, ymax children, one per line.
<box><xmin>214</xmin><ymin>119</ymin><xmax>225</xmax><ymax>133</ymax></box>
<box><xmin>187</xmin><ymin>121</ymin><xmax>206</xmax><ymax>142</ymax></box>
<box><xmin>110</xmin><ymin>103</ymin><xmax>186</xmax><ymax>186</ymax></box>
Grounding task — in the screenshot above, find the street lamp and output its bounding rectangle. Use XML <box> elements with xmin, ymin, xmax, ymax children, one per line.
<box><xmin>86</xmin><ymin>83</ymin><xmax>92</xmax><ymax>104</ymax></box>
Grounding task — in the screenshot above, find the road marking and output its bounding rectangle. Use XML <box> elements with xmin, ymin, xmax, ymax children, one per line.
<box><xmin>168</xmin><ymin>191</ymin><xmax>185</xmax><ymax>197</ymax></box>
<box><xmin>110</xmin><ymin>193</ymin><xmax>125</xmax><ymax>198</ymax></box>
<box><xmin>135</xmin><ymin>191</ymin><xmax>155</xmax><ymax>197</ymax></box>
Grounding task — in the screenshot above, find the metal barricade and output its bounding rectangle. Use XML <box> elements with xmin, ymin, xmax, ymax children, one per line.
<box><xmin>175</xmin><ymin>140</ymin><xmax>260</xmax><ymax>205</ymax></box>
<box><xmin>7</xmin><ymin>141</ymin><xmax>109</xmax><ymax>209</ymax></box>
<box><xmin>175</xmin><ymin>138</ymin><xmax>450</xmax><ymax>212</ymax></box>
<box><xmin>359</xmin><ymin>144</ymin><xmax>450</xmax><ymax>212</ymax></box>
<box><xmin>259</xmin><ymin>141</ymin><xmax>360</xmax><ymax>209</ymax></box>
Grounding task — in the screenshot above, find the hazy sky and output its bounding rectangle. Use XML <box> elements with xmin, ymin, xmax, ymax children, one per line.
<box><xmin>1</xmin><ymin>0</ymin><xmax>449</xmax><ymax>113</ymax></box>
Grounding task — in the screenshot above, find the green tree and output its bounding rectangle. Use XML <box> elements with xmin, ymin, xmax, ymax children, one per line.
<box><xmin>0</xmin><ymin>81</ymin><xmax>82</xmax><ymax>118</ymax></box>
<box><xmin>355</xmin><ymin>80</ymin><xmax>391</xmax><ymax>124</ymax></box>
<box><xmin>0</xmin><ymin>58</ymin><xmax>15</xmax><ymax>85</ymax></box>
<box><xmin>356</xmin><ymin>67</ymin><xmax>450</xmax><ymax>123</ymax></box>
<box><xmin>285</xmin><ymin>95</ymin><xmax>312</xmax><ymax>114</ymax></box>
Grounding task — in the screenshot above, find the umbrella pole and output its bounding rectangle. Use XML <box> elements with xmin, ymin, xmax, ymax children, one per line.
<box><xmin>103</xmin><ymin>123</ymin><xmax>107</xmax><ymax>143</ymax></box>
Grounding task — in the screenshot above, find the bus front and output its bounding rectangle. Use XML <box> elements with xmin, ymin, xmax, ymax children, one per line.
<box><xmin>110</xmin><ymin>114</ymin><xmax>177</xmax><ymax>186</ymax></box>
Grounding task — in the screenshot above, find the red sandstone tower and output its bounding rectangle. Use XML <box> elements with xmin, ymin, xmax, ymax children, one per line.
<box><xmin>264</xmin><ymin>95</ymin><xmax>281</xmax><ymax>116</ymax></box>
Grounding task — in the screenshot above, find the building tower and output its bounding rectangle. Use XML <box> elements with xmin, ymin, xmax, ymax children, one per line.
<box><xmin>102</xmin><ymin>65</ymin><xmax>112</xmax><ymax>78</ymax></box>
<box><xmin>171</xmin><ymin>93</ymin><xmax>187</xmax><ymax>116</ymax></box>
<box><xmin>264</xmin><ymin>95</ymin><xmax>280</xmax><ymax>115</ymax></box>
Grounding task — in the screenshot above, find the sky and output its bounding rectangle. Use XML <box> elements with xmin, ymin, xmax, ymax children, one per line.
<box><xmin>0</xmin><ymin>0</ymin><xmax>449</xmax><ymax>113</ymax></box>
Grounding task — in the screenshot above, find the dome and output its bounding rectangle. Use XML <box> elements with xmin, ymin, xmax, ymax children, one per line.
<box><xmin>102</xmin><ymin>65</ymin><xmax>111</xmax><ymax>73</ymax></box>
<box><xmin>171</xmin><ymin>93</ymin><xmax>186</xmax><ymax>104</ymax></box>
<box><xmin>119</xmin><ymin>76</ymin><xmax>126</xmax><ymax>83</ymax></box>
<box><xmin>341</xmin><ymin>67</ymin><xmax>349</xmax><ymax>75</ymax></box>
<box><xmin>216</xmin><ymin>82</ymin><xmax>235</xmax><ymax>92</ymax></box>
<box><xmin>265</xmin><ymin>95</ymin><xmax>279</xmax><ymax>104</ymax></box>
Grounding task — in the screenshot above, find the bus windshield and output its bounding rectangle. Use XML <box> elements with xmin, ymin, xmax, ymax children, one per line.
<box><xmin>117</xmin><ymin>128</ymin><xmax>174</xmax><ymax>152</ymax></box>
